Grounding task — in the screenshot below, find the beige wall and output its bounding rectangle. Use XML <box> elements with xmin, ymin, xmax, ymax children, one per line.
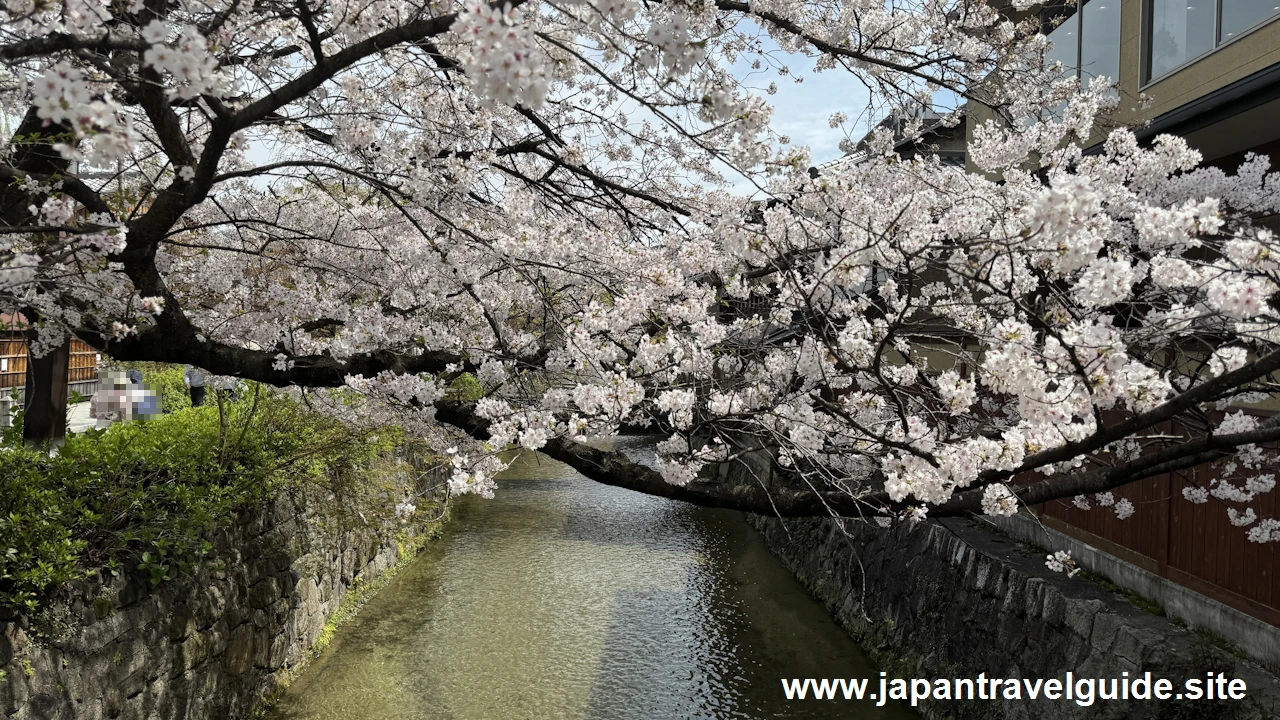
<box><xmin>1123</xmin><ymin>8</ymin><xmax>1280</xmax><ymax>122</ymax></box>
<box><xmin>963</xmin><ymin>100</ymin><xmax>999</xmax><ymax>176</ymax></box>
<box><xmin>964</xmin><ymin>7</ymin><xmax>1280</xmax><ymax>170</ymax></box>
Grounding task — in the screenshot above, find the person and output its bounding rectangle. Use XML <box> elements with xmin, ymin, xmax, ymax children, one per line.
<box><xmin>90</xmin><ymin>369</ymin><xmax>131</xmax><ymax>429</ymax></box>
<box><xmin>135</xmin><ymin>387</ymin><xmax>160</xmax><ymax>418</ymax></box>
<box><xmin>122</xmin><ymin>368</ymin><xmax>161</xmax><ymax>418</ymax></box>
<box><xmin>183</xmin><ymin>365</ymin><xmax>207</xmax><ymax>407</ymax></box>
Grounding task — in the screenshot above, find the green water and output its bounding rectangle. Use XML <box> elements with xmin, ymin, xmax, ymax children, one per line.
<box><xmin>269</xmin><ymin>440</ymin><xmax>914</xmax><ymax>719</ymax></box>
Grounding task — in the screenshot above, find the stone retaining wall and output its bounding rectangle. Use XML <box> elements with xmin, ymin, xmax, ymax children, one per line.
<box><xmin>988</xmin><ymin>513</ymin><xmax>1280</xmax><ymax>667</ymax></box>
<box><xmin>0</xmin><ymin>491</ymin><xmax>421</xmax><ymax>720</ymax></box>
<box><xmin>749</xmin><ymin>513</ymin><xmax>1280</xmax><ymax>719</ymax></box>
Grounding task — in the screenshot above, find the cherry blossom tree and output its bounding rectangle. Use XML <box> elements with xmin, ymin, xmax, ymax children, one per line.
<box><xmin>3</xmin><ymin>0</ymin><xmax>1280</xmax><ymax>549</ymax></box>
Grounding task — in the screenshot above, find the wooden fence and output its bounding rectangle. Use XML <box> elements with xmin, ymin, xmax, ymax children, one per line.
<box><xmin>0</xmin><ymin>336</ymin><xmax>25</xmax><ymax>390</ymax></box>
<box><xmin>1026</xmin><ymin>419</ymin><xmax>1280</xmax><ymax>627</ymax></box>
<box><xmin>69</xmin><ymin>341</ymin><xmax>100</xmax><ymax>383</ymax></box>
<box><xmin>0</xmin><ymin>337</ymin><xmax>102</xmax><ymax>390</ymax></box>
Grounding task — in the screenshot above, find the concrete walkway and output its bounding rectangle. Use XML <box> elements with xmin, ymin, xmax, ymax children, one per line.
<box><xmin>67</xmin><ymin>401</ymin><xmax>95</xmax><ymax>433</ymax></box>
<box><xmin>0</xmin><ymin>401</ymin><xmax>148</xmax><ymax>435</ymax></box>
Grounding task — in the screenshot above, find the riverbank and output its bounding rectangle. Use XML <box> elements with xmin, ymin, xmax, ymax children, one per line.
<box><xmin>265</xmin><ymin>444</ymin><xmax>916</xmax><ymax>720</ymax></box>
<box><xmin>748</xmin><ymin>513</ymin><xmax>1280</xmax><ymax>720</ymax></box>
<box><xmin>0</xmin><ymin>489</ymin><xmax>447</xmax><ymax>720</ymax></box>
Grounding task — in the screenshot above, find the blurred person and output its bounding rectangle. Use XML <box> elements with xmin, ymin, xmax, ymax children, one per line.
<box><xmin>90</xmin><ymin>369</ymin><xmax>132</xmax><ymax>429</ymax></box>
<box><xmin>184</xmin><ymin>365</ymin><xmax>207</xmax><ymax>407</ymax></box>
<box><xmin>123</xmin><ymin>368</ymin><xmax>161</xmax><ymax>418</ymax></box>
<box><xmin>135</xmin><ymin>381</ymin><xmax>161</xmax><ymax>420</ymax></box>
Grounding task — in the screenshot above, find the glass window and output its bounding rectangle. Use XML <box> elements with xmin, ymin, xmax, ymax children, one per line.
<box><xmin>1035</xmin><ymin>0</ymin><xmax>1121</xmax><ymax>116</ymax></box>
<box><xmin>1043</xmin><ymin>3</ymin><xmax>1080</xmax><ymax>78</ymax></box>
<box><xmin>1220</xmin><ymin>0</ymin><xmax>1280</xmax><ymax>40</ymax></box>
<box><xmin>1081</xmin><ymin>1</ymin><xmax>1122</xmax><ymax>88</ymax></box>
<box><xmin>1148</xmin><ymin>0</ymin><xmax>1216</xmax><ymax>80</ymax></box>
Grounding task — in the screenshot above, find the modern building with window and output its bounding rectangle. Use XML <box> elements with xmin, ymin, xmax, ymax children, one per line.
<box><xmin>1133</xmin><ymin>0</ymin><xmax>1280</xmax><ymax>182</ymax></box>
<box><xmin>969</xmin><ymin>0</ymin><xmax>1280</xmax><ymax>178</ymax></box>
<box><xmin>1042</xmin><ymin>0</ymin><xmax>1122</xmax><ymax>95</ymax></box>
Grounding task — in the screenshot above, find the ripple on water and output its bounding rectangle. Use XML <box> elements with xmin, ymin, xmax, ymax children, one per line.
<box><xmin>269</xmin><ymin>442</ymin><xmax>916</xmax><ymax>720</ymax></box>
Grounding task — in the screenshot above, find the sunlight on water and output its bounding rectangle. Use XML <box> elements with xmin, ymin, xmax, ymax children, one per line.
<box><xmin>269</xmin><ymin>439</ymin><xmax>915</xmax><ymax>720</ymax></box>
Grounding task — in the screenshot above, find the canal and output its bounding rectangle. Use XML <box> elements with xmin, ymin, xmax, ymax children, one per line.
<box><xmin>269</xmin><ymin>439</ymin><xmax>914</xmax><ymax>719</ymax></box>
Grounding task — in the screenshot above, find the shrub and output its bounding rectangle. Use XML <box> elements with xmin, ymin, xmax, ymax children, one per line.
<box><xmin>1</xmin><ymin>389</ymin><xmax>23</xmax><ymax>447</ymax></box>
<box><xmin>0</xmin><ymin>390</ymin><xmax>402</xmax><ymax>618</ymax></box>
<box><xmin>0</xmin><ymin>456</ymin><xmax>87</xmax><ymax>615</ymax></box>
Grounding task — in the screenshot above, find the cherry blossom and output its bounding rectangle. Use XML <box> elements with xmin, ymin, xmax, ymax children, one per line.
<box><xmin>1</xmin><ymin>0</ymin><xmax>1279</xmax><ymax>556</ymax></box>
<box><xmin>1046</xmin><ymin>550</ymin><xmax>1080</xmax><ymax>577</ymax></box>
<box><xmin>981</xmin><ymin>484</ymin><xmax>1018</xmax><ymax>517</ymax></box>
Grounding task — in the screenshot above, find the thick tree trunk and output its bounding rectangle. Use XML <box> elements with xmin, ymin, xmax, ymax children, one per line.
<box><xmin>23</xmin><ymin>335</ymin><xmax>70</xmax><ymax>449</ymax></box>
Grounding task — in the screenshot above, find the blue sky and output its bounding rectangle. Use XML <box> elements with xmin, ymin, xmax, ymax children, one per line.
<box><xmin>237</xmin><ymin>33</ymin><xmax>939</xmax><ymax>195</ymax></box>
<box><xmin>729</xmin><ymin>39</ymin><xmax>876</xmax><ymax>168</ymax></box>
<box><xmin>720</xmin><ymin>33</ymin><xmax>962</xmax><ymax>193</ymax></box>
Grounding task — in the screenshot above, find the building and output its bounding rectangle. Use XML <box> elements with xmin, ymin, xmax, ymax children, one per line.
<box><xmin>0</xmin><ymin>313</ymin><xmax>102</xmax><ymax>404</ymax></box>
<box><xmin>966</xmin><ymin>0</ymin><xmax>1280</xmax><ymax>191</ymax></box>
<box><xmin>804</xmin><ymin>3</ymin><xmax>1280</xmax><ymax>642</ymax></box>
<box><xmin>812</xmin><ymin>106</ymin><xmax>968</xmax><ymax>177</ymax></box>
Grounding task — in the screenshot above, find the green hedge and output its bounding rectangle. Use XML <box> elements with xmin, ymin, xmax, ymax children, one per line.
<box><xmin>146</xmin><ymin>363</ymin><xmax>193</xmax><ymax>412</ymax></box>
<box><xmin>0</xmin><ymin>387</ymin><xmax>400</xmax><ymax>618</ymax></box>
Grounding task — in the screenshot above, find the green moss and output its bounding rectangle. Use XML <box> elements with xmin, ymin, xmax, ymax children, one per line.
<box><xmin>20</xmin><ymin>658</ymin><xmax>34</xmax><ymax>678</ymax></box>
<box><xmin>967</xmin><ymin>519</ymin><xmax>1171</xmax><ymax>618</ymax></box>
<box><xmin>1078</xmin><ymin>569</ymin><xmax>1167</xmax><ymax>617</ymax></box>
<box><xmin>445</xmin><ymin>373</ymin><xmax>484</xmax><ymax>402</ymax></box>
<box><xmin>1193</xmin><ymin>627</ymin><xmax>1247</xmax><ymax>660</ymax></box>
<box><xmin>1128</xmin><ymin>595</ymin><xmax>1166</xmax><ymax>617</ymax></box>
<box><xmin>91</xmin><ymin>593</ymin><xmax>114</xmax><ymax>620</ymax></box>
<box><xmin>312</xmin><ymin>511</ymin><xmax>447</xmax><ymax>657</ymax></box>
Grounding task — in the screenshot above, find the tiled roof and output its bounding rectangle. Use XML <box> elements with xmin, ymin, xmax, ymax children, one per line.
<box><xmin>0</xmin><ymin>312</ymin><xmax>28</xmax><ymax>330</ymax></box>
<box><xmin>810</xmin><ymin>108</ymin><xmax>968</xmax><ymax>177</ymax></box>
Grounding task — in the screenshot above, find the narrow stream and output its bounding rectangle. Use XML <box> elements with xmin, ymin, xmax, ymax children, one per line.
<box><xmin>269</xmin><ymin>439</ymin><xmax>914</xmax><ymax>719</ymax></box>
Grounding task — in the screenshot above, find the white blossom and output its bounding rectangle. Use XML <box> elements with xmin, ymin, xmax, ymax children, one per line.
<box><xmin>981</xmin><ymin>484</ymin><xmax>1019</xmax><ymax>517</ymax></box>
<box><xmin>1046</xmin><ymin>550</ymin><xmax>1080</xmax><ymax>577</ymax></box>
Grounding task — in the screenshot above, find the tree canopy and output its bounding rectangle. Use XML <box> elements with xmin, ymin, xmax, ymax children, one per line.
<box><xmin>3</xmin><ymin>0</ymin><xmax>1280</xmax><ymax>549</ymax></box>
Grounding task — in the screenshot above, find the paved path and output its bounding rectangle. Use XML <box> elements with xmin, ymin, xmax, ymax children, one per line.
<box><xmin>67</xmin><ymin>401</ymin><xmax>95</xmax><ymax>433</ymax></box>
<box><xmin>4</xmin><ymin>400</ymin><xmax>142</xmax><ymax>435</ymax></box>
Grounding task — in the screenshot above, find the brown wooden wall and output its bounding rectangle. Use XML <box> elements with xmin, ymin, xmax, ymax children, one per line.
<box><xmin>69</xmin><ymin>341</ymin><xmax>99</xmax><ymax>383</ymax></box>
<box><xmin>1030</xmin><ymin>425</ymin><xmax>1280</xmax><ymax>627</ymax></box>
<box><xmin>0</xmin><ymin>337</ymin><xmax>100</xmax><ymax>389</ymax></box>
<box><xmin>0</xmin><ymin>336</ymin><xmax>25</xmax><ymax>389</ymax></box>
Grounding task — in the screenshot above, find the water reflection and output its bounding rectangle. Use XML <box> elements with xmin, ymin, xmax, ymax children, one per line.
<box><xmin>270</xmin><ymin>440</ymin><xmax>914</xmax><ymax>719</ymax></box>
